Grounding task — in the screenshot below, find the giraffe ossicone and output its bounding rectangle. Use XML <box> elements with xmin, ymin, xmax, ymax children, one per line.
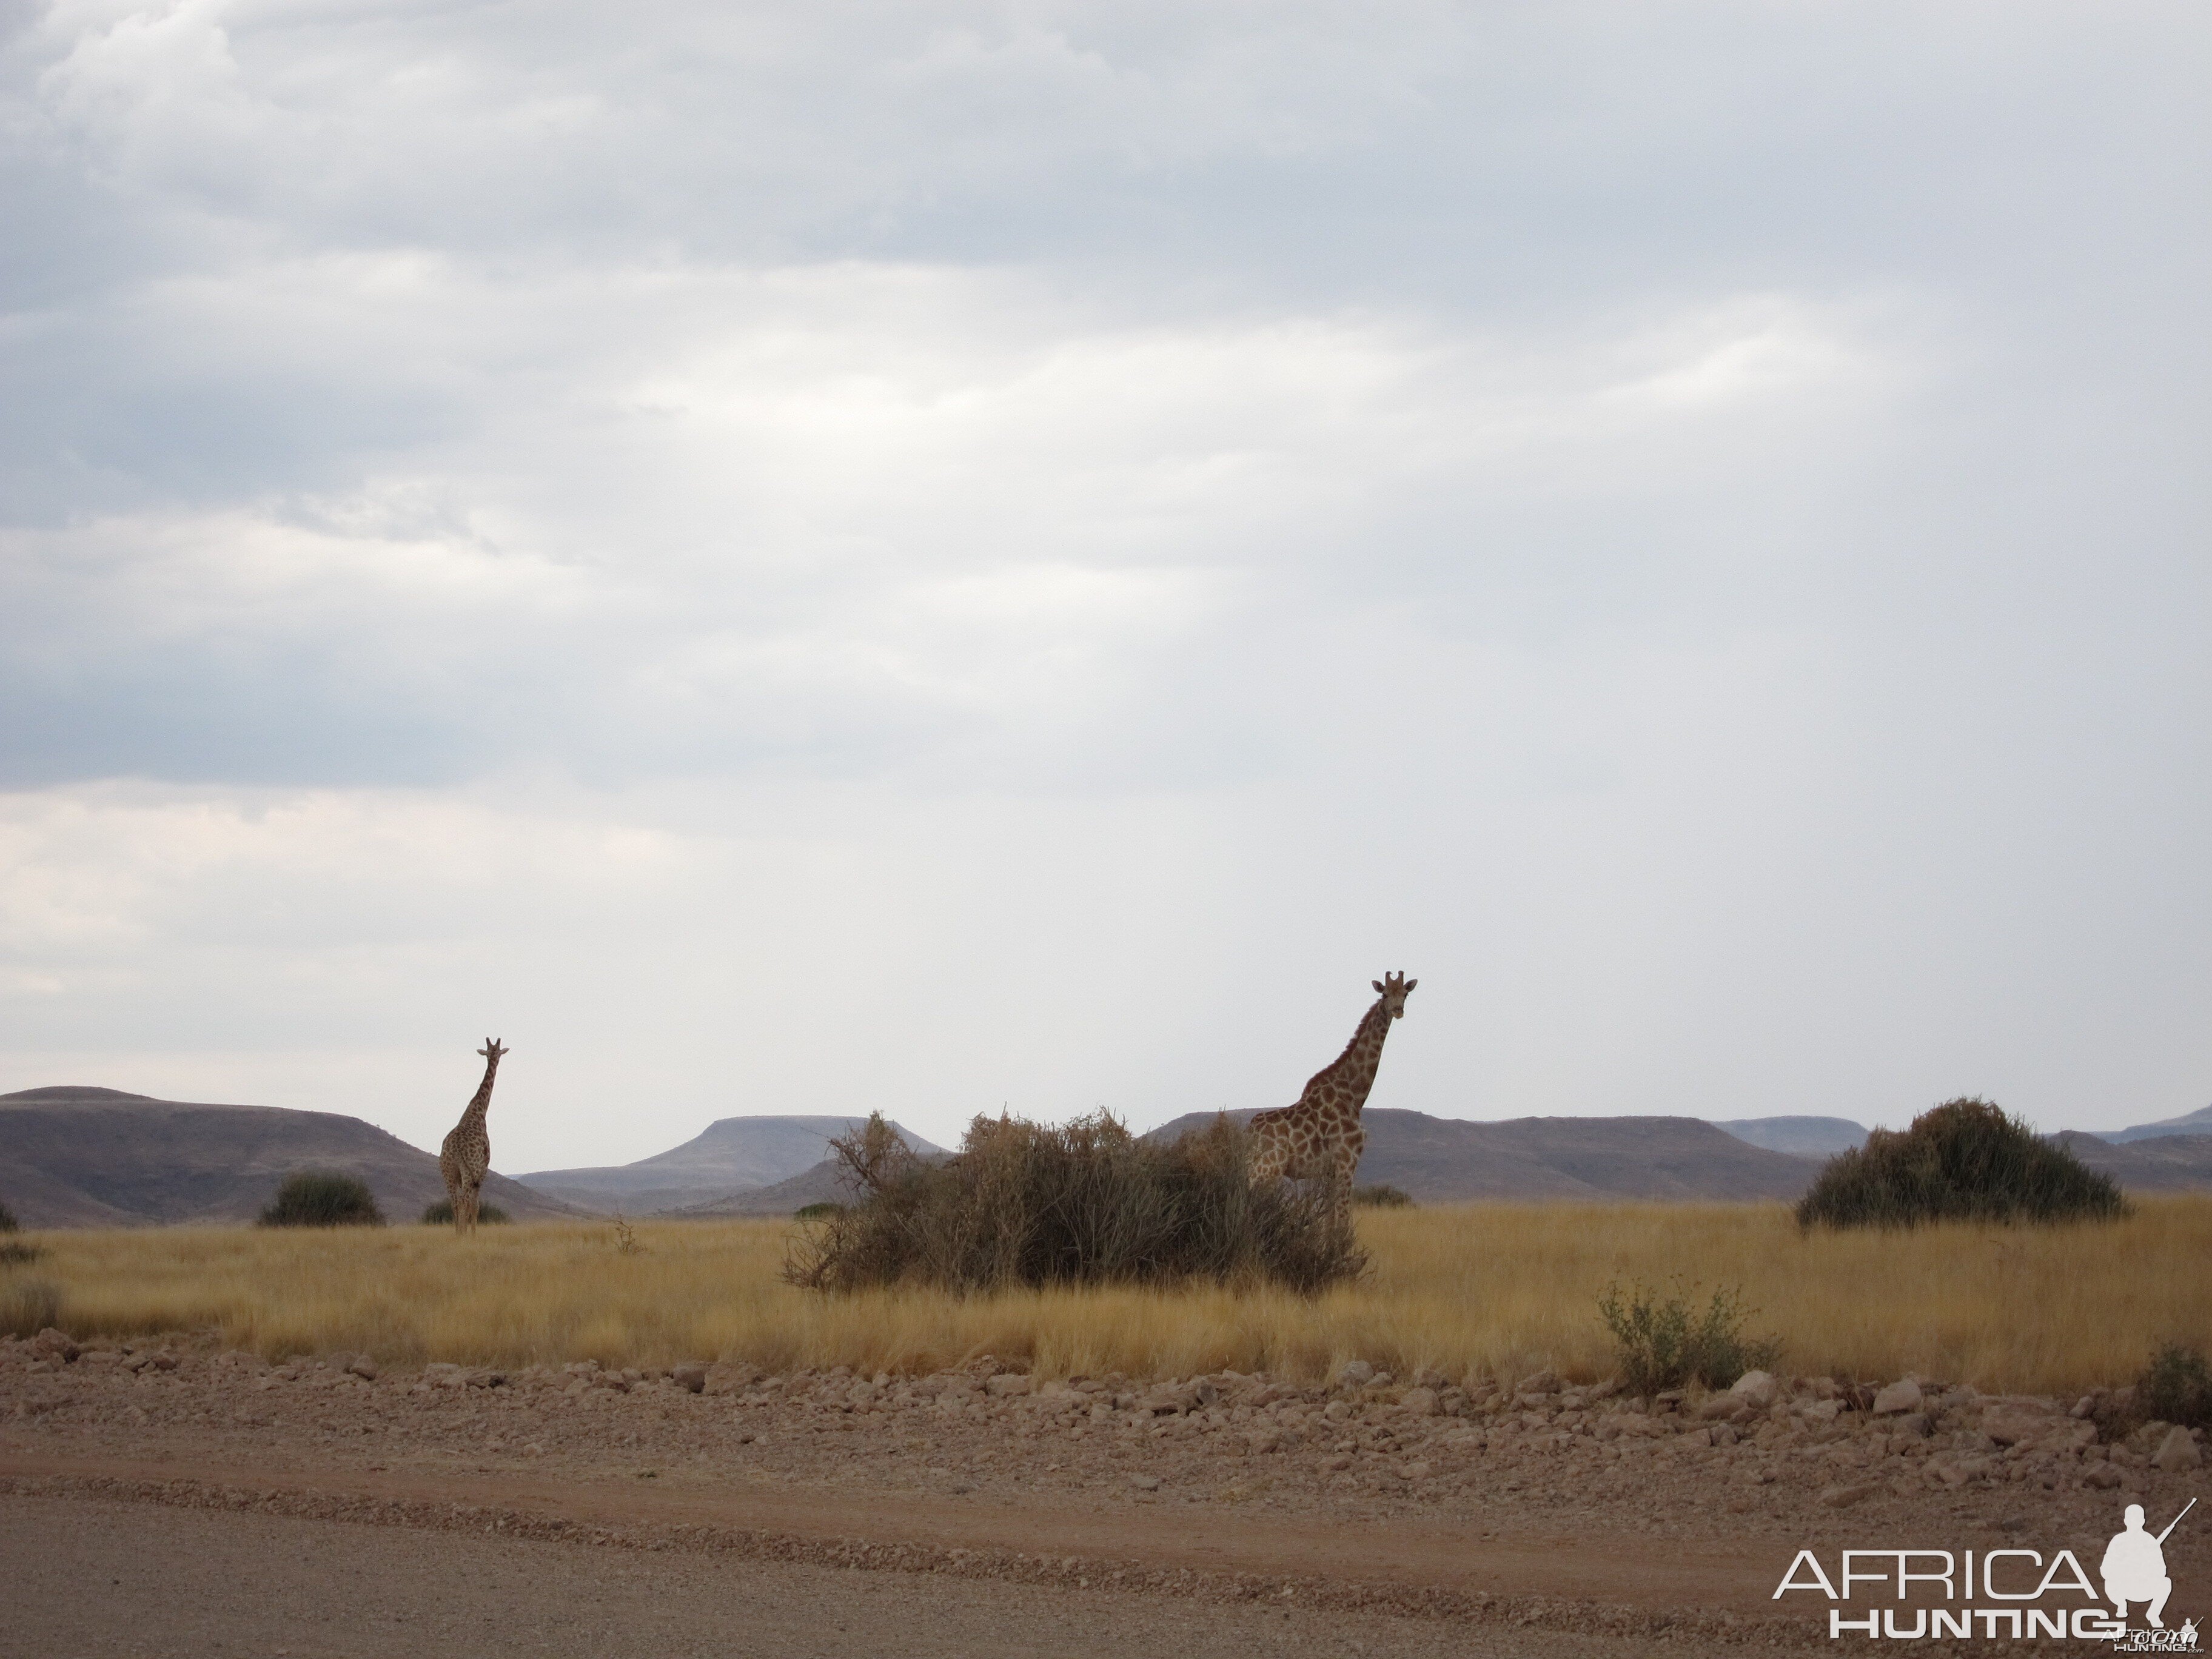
<box><xmin>438</xmin><ymin>1037</ymin><xmax>507</xmax><ymax>1236</ymax></box>
<box><xmin>1247</xmin><ymin>972</ymin><xmax>1415</xmax><ymax>1229</ymax></box>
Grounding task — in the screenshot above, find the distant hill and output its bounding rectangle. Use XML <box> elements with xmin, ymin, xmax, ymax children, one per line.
<box><xmin>1710</xmin><ymin>1116</ymin><xmax>1870</xmax><ymax>1156</ymax></box>
<box><xmin>514</xmin><ymin>1115</ymin><xmax>946</xmax><ymax>1214</ymax></box>
<box><xmin>1144</xmin><ymin>1107</ymin><xmax>1824</xmax><ymax>1202</ymax></box>
<box><xmin>665</xmin><ymin>1158</ymin><xmax>860</xmax><ymax>1217</ymax></box>
<box><xmin>2050</xmin><ymin>1130</ymin><xmax>2212</xmax><ymax>1191</ymax></box>
<box><xmin>2097</xmin><ymin>1104</ymin><xmax>2212</xmax><ymax>1144</ymax></box>
<box><xmin>0</xmin><ymin>1085</ymin><xmax>582</xmax><ymax>1228</ymax></box>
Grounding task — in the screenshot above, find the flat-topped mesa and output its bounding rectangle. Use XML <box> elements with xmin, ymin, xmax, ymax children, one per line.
<box><xmin>1247</xmin><ymin>973</ymin><xmax>1416</xmax><ymax>1227</ymax></box>
<box><xmin>438</xmin><ymin>1039</ymin><xmax>508</xmax><ymax>1236</ymax></box>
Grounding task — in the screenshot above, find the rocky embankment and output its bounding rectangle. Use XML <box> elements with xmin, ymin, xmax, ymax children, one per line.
<box><xmin>4</xmin><ymin>1324</ymin><xmax>2200</xmax><ymax>1520</ymax></box>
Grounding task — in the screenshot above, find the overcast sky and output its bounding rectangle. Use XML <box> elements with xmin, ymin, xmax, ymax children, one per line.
<box><xmin>2</xmin><ymin>1</ymin><xmax>2206</xmax><ymax>1171</ymax></box>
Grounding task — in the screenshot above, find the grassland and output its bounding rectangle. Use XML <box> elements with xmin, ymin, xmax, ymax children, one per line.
<box><xmin>5</xmin><ymin>1198</ymin><xmax>2208</xmax><ymax>1395</ymax></box>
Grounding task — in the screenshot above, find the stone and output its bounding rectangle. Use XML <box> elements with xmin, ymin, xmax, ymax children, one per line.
<box><xmin>1335</xmin><ymin>1360</ymin><xmax>1376</xmax><ymax>1389</ymax></box>
<box><xmin>1801</xmin><ymin>1399</ymin><xmax>1842</xmax><ymax>1424</ymax></box>
<box><xmin>1697</xmin><ymin>1395</ymin><xmax>1741</xmax><ymax>1421</ymax></box>
<box><xmin>1245</xmin><ymin>1429</ymin><xmax>1282</xmax><ymax>1455</ymax></box>
<box><xmin>1678</xmin><ymin>1426</ymin><xmax>1713</xmax><ymax>1448</ymax></box>
<box><xmin>1413</xmin><ymin>1367</ymin><xmax>1450</xmax><ymax>1390</ymax></box>
<box><xmin>1127</xmin><ymin>1472</ymin><xmax>1161</xmax><ymax>1491</ymax></box>
<box><xmin>985</xmin><ymin>1373</ymin><xmax>1033</xmax><ymax>1397</ymax></box>
<box><xmin>2153</xmin><ymin>1427</ymin><xmax>2202</xmax><ymax>1473</ymax></box>
<box><xmin>1729</xmin><ymin>1371</ymin><xmax>1778</xmax><ymax>1410</ymax></box>
<box><xmin>29</xmin><ymin>1328</ymin><xmax>77</xmax><ymax>1363</ymax></box>
<box><xmin>1820</xmin><ymin>1482</ymin><xmax>1882</xmax><ymax>1509</ymax></box>
<box><xmin>1982</xmin><ymin>1411</ymin><xmax>2048</xmax><ymax>1447</ymax></box>
<box><xmin>1401</xmin><ymin>1387</ymin><xmax>1440</xmax><ymax>1417</ymax></box>
<box><xmin>1399</xmin><ymin>1461</ymin><xmax>1433</xmax><ymax>1480</ymax></box>
<box><xmin>1515</xmin><ymin>1368</ymin><xmax>1559</xmax><ymax>1395</ymax></box>
<box><xmin>670</xmin><ymin>1362</ymin><xmax>708</xmax><ymax>1393</ymax></box>
<box><xmin>2084</xmin><ymin>1462</ymin><xmax>2125</xmax><ymax>1490</ymax></box>
<box><xmin>1871</xmin><ymin>1379</ymin><xmax>1922</xmax><ymax>1415</ymax></box>
<box><xmin>703</xmin><ymin>1360</ymin><xmax>759</xmax><ymax>1396</ymax></box>
<box><xmin>340</xmin><ymin>1355</ymin><xmax>378</xmax><ymax>1381</ymax></box>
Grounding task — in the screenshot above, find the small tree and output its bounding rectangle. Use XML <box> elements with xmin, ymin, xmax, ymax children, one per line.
<box><xmin>0</xmin><ymin>1198</ymin><xmax>17</xmax><ymax>1232</ymax></box>
<box><xmin>1796</xmin><ymin>1098</ymin><xmax>2126</xmax><ymax>1228</ymax></box>
<box><xmin>420</xmin><ymin>1199</ymin><xmax>509</xmax><ymax>1225</ymax></box>
<box><xmin>258</xmin><ymin>1171</ymin><xmax>385</xmax><ymax>1228</ymax></box>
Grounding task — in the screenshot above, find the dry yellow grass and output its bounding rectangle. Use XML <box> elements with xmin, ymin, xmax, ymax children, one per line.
<box><xmin>5</xmin><ymin>1199</ymin><xmax>2208</xmax><ymax>1395</ymax></box>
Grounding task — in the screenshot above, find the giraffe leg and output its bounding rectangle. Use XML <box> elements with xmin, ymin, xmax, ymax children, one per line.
<box><xmin>457</xmin><ymin>1184</ymin><xmax>479</xmax><ymax>1236</ymax></box>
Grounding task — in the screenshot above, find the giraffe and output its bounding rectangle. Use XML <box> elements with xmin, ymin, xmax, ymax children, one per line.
<box><xmin>438</xmin><ymin>1038</ymin><xmax>507</xmax><ymax>1236</ymax></box>
<box><xmin>1247</xmin><ymin>973</ymin><xmax>1416</xmax><ymax>1230</ymax></box>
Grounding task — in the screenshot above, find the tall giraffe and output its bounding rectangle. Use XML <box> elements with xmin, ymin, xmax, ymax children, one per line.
<box><xmin>438</xmin><ymin>1039</ymin><xmax>507</xmax><ymax>1236</ymax></box>
<box><xmin>1248</xmin><ymin>974</ymin><xmax>1416</xmax><ymax>1229</ymax></box>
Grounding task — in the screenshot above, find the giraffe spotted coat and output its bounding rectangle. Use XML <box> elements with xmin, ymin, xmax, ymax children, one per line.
<box><xmin>439</xmin><ymin>1038</ymin><xmax>507</xmax><ymax>1236</ymax></box>
<box><xmin>1248</xmin><ymin>973</ymin><xmax>1415</xmax><ymax>1227</ymax></box>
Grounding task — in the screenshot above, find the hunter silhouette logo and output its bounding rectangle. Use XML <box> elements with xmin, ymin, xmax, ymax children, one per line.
<box><xmin>1774</xmin><ymin>1496</ymin><xmax>2199</xmax><ymax>1646</ymax></box>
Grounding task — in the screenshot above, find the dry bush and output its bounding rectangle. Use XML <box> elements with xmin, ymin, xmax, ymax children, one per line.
<box><xmin>783</xmin><ymin>1111</ymin><xmax>1362</xmax><ymax>1296</ymax></box>
<box><xmin>1353</xmin><ymin>1184</ymin><xmax>1413</xmax><ymax>1208</ymax></box>
<box><xmin>0</xmin><ymin>1198</ymin><xmax>16</xmax><ymax>1232</ymax></box>
<box><xmin>420</xmin><ymin>1199</ymin><xmax>510</xmax><ymax>1225</ymax></box>
<box><xmin>1597</xmin><ymin>1279</ymin><xmax>1781</xmax><ymax>1393</ymax></box>
<box><xmin>258</xmin><ymin>1171</ymin><xmax>384</xmax><ymax>1228</ymax></box>
<box><xmin>1797</xmin><ymin>1097</ymin><xmax>2126</xmax><ymax>1229</ymax></box>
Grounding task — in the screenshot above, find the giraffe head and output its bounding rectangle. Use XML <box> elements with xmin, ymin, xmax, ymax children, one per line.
<box><xmin>1370</xmin><ymin>972</ymin><xmax>1416</xmax><ymax>1018</ymax></box>
<box><xmin>478</xmin><ymin>1037</ymin><xmax>509</xmax><ymax>1063</ymax></box>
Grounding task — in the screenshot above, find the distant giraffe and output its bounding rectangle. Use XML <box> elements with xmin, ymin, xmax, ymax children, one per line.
<box><xmin>1248</xmin><ymin>974</ymin><xmax>1415</xmax><ymax>1229</ymax></box>
<box><xmin>438</xmin><ymin>1039</ymin><xmax>507</xmax><ymax>1236</ymax></box>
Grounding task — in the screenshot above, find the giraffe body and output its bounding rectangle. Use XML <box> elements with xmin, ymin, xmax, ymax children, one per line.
<box><xmin>1248</xmin><ymin>974</ymin><xmax>1415</xmax><ymax>1228</ymax></box>
<box><xmin>439</xmin><ymin>1039</ymin><xmax>507</xmax><ymax>1235</ymax></box>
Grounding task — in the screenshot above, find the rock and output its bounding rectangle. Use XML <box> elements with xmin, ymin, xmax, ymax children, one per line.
<box><xmin>1515</xmin><ymin>1369</ymin><xmax>1559</xmax><ymax>1395</ymax></box>
<box><xmin>1399</xmin><ymin>1461</ymin><xmax>1433</xmax><ymax>1480</ymax></box>
<box><xmin>29</xmin><ymin>1328</ymin><xmax>77</xmax><ymax>1364</ymax></box>
<box><xmin>1894</xmin><ymin>1412</ymin><xmax>1932</xmax><ymax>1438</ymax></box>
<box><xmin>1982</xmin><ymin>1411</ymin><xmax>2049</xmax><ymax>1447</ymax></box>
<box><xmin>1820</xmin><ymin>1482</ymin><xmax>1882</xmax><ymax>1509</ymax></box>
<box><xmin>1801</xmin><ymin>1399</ymin><xmax>1842</xmax><ymax>1424</ymax></box>
<box><xmin>1245</xmin><ymin>1429</ymin><xmax>1282</xmax><ymax>1455</ymax></box>
<box><xmin>1318</xmin><ymin>1455</ymin><xmax>1352</xmax><ymax>1473</ymax></box>
<box><xmin>985</xmin><ymin>1373</ymin><xmax>1033</xmax><ymax>1397</ymax></box>
<box><xmin>1697</xmin><ymin>1395</ymin><xmax>1741</xmax><ymax>1421</ymax></box>
<box><xmin>703</xmin><ymin>1360</ymin><xmax>760</xmax><ymax>1396</ymax></box>
<box><xmin>670</xmin><ymin>1363</ymin><xmax>708</xmax><ymax>1393</ymax></box>
<box><xmin>1871</xmin><ymin>1379</ymin><xmax>1922</xmax><ymax>1415</ymax></box>
<box><xmin>2153</xmin><ymin>1426</ymin><xmax>2202</xmax><ymax>1473</ymax></box>
<box><xmin>1401</xmin><ymin>1387</ymin><xmax>1440</xmax><ymax>1417</ymax></box>
<box><xmin>1127</xmin><ymin>1472</ymin><xmax>1161</xmax><ymax>1491</ymax></box>
<box><xmin>1335</xmin><ymin>1360</ymin><xmax>1376</xmax><ymax>1389</ymax></box>
<box><xmin>1678</xmin><ymin>1426</ymin><xmax>1713</xmax><ymax>1448</ymax></box>
<box><xmin>2084</xmin><ymin>1462</ymin><xmax>2125</xmax><ymax>1490</ymax></box>
<box><xmin>340</xmin><ymin>1355</ymin><xmax>378</xmax><ymax>1381</ymax></box>
<box><xmin>1193</xmin><ymin>1378</ymin><xmax>1221</xmax><ymax>1407</ymax></box>
<box><xmin>1413</xmin><ymin>1367</ymin><xmax>1450</xmax><ymax>1390</ymax></box>
<box><xmin>1729</xmin><ymin>1371</ymin><xmax>1778</xmax><ymax>1410</ymax></box>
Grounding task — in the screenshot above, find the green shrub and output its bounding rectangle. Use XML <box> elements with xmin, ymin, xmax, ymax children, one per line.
<box><xmin>1352</xmin><ymin>1184</ymin><xmax>1413</xmax><ymax>1208</ymax></box>
<box><xmin>420</xmin><ymin>1199</ymin><xmax>510</xmax><ymax>1225</ymax></box>
<box><xmin>2139</xmin><ymin>1341</ymin><xmax>2212</xmax><ymax>1431</ymax></box>
<box><xmin>785</xmin><ymin>1110</ymin><xmax>1364</xmax><ymax>1296</ymax></box>
<box><xmin>794</xmin><ymin>1202</ymin><xmax>845</xmax><ymax>1219</ymax></box>
<box><xmin>1597</xmin><ymin>1279</ymin><xmax>1781</xmax><ymax>1395</ymax></box>
<box><xmin>1795</xmin><ymin>1097</ymin><xmax>2127</xmax><ymax>1229</ymax></box>
<box><xmin>0</xmin><ymin>1242</ymin><xmax>40</xmax><ymax>1267</ymax></box>
<box><xmin>257</xmin><ymin>1171</ymin><xmax>385</xmax><ymax>1228</ymax></box>
<box><xmin>0</xmin><ymin>1278</ymin><xmax>63</xmax><ymax>1339</ymax></box>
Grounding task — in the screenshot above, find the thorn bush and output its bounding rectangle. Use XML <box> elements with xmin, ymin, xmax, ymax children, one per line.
<box><xmin>785</xmin><ymin>1110</ymin><xmax>1365</xmax><ymax>1295</ymax></box>
<box><xmin>1597</xmin><ymin>1278</ymin><xmax>1782</xmax><ymax>1395</ymax></box>
<box><xmin>256</xmin><ymin>1171</ymin><xmax>385</xmax><ymax>1228</ymax></box>
<box><xmin>1795</xmin><ymin>1097</ymin><xmax>2127</xmax><ymax>1229</ymax></box>
<box><xmin>420</xmin><ymin>1199</ymin><xmax>510</xmax><ymax>1225</ymax></box>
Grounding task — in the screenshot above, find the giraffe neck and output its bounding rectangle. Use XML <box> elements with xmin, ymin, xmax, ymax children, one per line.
<box><xmin>461</xmin><ymin>1056</ymin><xmax>500</xmax><ymax>1131</ymax></box>
<box><xmin>1315</xmin><ymin>998</ymin><xmax>1392</xmax><ymax>1111</ymax></box>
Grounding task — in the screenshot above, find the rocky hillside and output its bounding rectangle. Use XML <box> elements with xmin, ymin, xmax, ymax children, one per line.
<box><xmin>514</xmin><ymin>1116</ymin><xmax>946</xmax><ymax>1214</ymax></box>
<box><xmin>2050</xmin><ymin>1130</ymin><xmax>2212</xmax><ymax>1191</ymax></box>
<box><xmin>0</xmin><ymin>1086</ymin><xmax>580</xmax><ymax>1228</ymax></box>
<box><xmin>2096</xmin><ymin>1102</ymin><xmax>2212</xmax><ymax>1144</ymax></box>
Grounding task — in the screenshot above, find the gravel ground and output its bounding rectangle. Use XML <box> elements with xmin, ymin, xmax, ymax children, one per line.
<box><xmin>4</xmin><ymin>1332</ymin><xmax>2206</xmax><ymax>1655</ymax></box>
